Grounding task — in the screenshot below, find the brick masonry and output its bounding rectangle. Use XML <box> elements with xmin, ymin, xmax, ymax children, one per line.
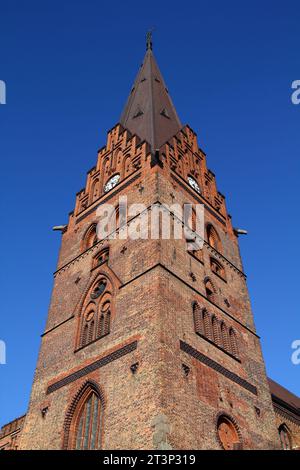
<box><xmin>1</xmin><ymin>68</ymin><xmax>299</xmax><ymax>450</ymax></box>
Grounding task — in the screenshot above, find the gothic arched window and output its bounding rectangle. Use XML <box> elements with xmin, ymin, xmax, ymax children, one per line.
<box><xmin>78</xmin><ymin>275</ymin><xmax>113</xmax><ymax>349</ymax></box>
<box><xmin>74</xmin><ymin>391</ymin><xmax>102</xmax><ymax>450</ymax></box>
<box><xmin>63</xmin><ymin>382</ymin><xmax>104</xmax><ymax>450</ymax></box>
<box><xmin>278</xmin><ymin>424</ymin><xmax>292</xmax><ymax>450</ymax></box>
<box><xmin>207</xmin><ymin>224</ymin><xmax>222</xmax><ymax>253</ymax></box>
<box><xmin>83</xmin><ymin>224</ymin><xmax>98</xmax><ymax>251</ymax></box>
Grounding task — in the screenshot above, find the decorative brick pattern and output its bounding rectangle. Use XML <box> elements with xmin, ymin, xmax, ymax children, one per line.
<box><xmin>193</xmin><ymin>302</ymin><xmax>240</xmax><ymax>360</ymax></box>
<box><xmin>180</xmin><ymin>340</ymin><xmax>257</xmax><ymax>395</ymax></box>
<box><xmin>46</xmin><ymin>341</ymin><xmax>138</xmax><ymax>394</ymax></box>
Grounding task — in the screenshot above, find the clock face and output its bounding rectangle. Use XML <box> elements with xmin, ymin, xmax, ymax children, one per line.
<box><xmin>188</xmin><ymin>176</ymin><xmax>201</xmax><ymax>194</ymax></box>
<box><xmin>104</xmin><ymin>174</ymin><xmax>120</xmax><ymax>193</ymax></box>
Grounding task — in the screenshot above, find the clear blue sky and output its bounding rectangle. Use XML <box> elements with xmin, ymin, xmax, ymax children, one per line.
<box><xmin>0</xmin><ymin>0</ymin><xmax>299</xmax><ymax>427</ymax></box>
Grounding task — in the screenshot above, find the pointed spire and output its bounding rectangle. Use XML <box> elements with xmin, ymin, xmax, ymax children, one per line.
<box><xmin>120</xmin><ymin>36</ymin><xmax>182</xmax><ymax>154</ymax></box>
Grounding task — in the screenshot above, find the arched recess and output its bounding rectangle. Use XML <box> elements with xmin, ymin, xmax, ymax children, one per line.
<box><xmin>206</xmin><ymin>224</ymin><xmax>222</xmax><ymax>253</ymax></box>
<box><xmin>122</xmin><ymin>154</ymin><xmax>132</xmax><ymax>178</ymax></box>
<box><xmin>102</xmin><ymin>156</ymin><xmax>111</xmax><ymax>178</ymax></box>
<box><xmin>62</xmin><ymin>380</ymin><xmax>105</xmax><ymax>450</ymax></box>
<box><xmin>216</xmin><ymin>413</ymin><xmax>242</xmax><ymax>450</ymax></box>
<box><xmin>93</xmin><ymin>247</ymin><xmax>109</xmax><ymax>269</ymax></box>
<box><xmin>220</xmin><ymin>321</ymin><xmax>229</xmax><ymax>351</ymax></box>
<box><xmin>204</xmin><ymin>277</ymin><xmax>217</xmax><ymax>303</ymax></box>
<box><xmin>278</xmin><ymin>423</ymin><xmax>293</xmax><ymax>450</ymax></box>
<box><xmin>81</xmin><ymin>301</ymin><xmax>96</xmax><ymax>347</ymax></box>
<box><xmin>90</xmin><ymin>178</ymin><xmax>100</xmax><ymax>204</ymax></box>
<box><xmin>228</xmin><ymin>327</ymin><xmax>239</xmax><ymax>358</ymax></box>
<box><xmin>77</xmin><ymin>272</ymin><xmax>114</xmax><ymax>350</ymax></box>
<box><xmin>202</xmin><ymin>309</ymin><xmax>212</xmax><ymax>340</ymax></box>
<box><xmin>82</xmin><ymin>223</ymin><xmax>98</xmax><ymax>251</ymax></box>
<box><xmin>184</xmin><ymin>206</ymin><xmax>203</xmax><ymax>257</ymax></box>
<box><xmin>212</xmin><ymin>315</ymin><xmax>221</xmax><ymax>346</ymax></box>
<box><xmin>107</xmin><ymin>204</ymin><xmax>121</xmax><ymax>237</ymax></box>
<box><xmin>210</xmin><ymin>257</ymin><xmax>226</xmax><ymax>281</ymax></box>
<box><xmin>193</xmin><ymin>302</ymin><xmax>204</xmax><ymax>336</ymax></box>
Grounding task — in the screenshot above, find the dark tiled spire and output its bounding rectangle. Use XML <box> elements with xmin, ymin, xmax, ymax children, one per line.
<box><xmin>120</xmin><ymin>38</ymin><xmax>182</xmax><ymax>154</ymax></box>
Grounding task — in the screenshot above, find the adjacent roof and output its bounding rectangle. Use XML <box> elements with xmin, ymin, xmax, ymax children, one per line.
<box><xmin>120</xmin><ymin>42</ymin><xmax>182</xmax><ymax>153</ymax></box>
<box><xmin>268</xmin><ymin>378</ymin><xmax>300</xmax><ymax>412</ymax></box>
<box><xmin>0</xmin><ymin>414</ymin><xmax>26</xmax><ymax>438</ymax></box>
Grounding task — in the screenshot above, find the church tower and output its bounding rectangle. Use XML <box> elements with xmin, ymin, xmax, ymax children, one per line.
<box><xmin>19</xmin><ymin>39</ymin><xmax>281</xmax><ymax>450</ymax></box>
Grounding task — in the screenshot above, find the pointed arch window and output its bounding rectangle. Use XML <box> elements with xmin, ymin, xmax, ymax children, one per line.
<box><xmin>207</xmin><ymin>224</ymin><xmax>222</xmax><ymax>253</ymax></box>
<box><xmin>80</xmin><ymin>304</ymin><xmax>96</xmax><ymax>347</ymax></box>
<box><xmin>63</xmin><ymin>382</ymin><xmax>104</xmax><ymax>450</ymax></box>
<box><xmin>75</xmin><ymin>391</ymin><xmax>102</xmax><ymax>450</ymax></box>
<box><xmin>78</xmin><ymin>275</ymin><xmax>113</xmax><ymax>349</ymax></box>
<box><xmin>83</xmin><ymin>224</ymin><xmax>98</xmax><ymax>251</ymax></box>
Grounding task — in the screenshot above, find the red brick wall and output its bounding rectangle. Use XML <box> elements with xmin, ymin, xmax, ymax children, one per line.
<box><xmin>18</xmin><ymin>124</ymin><xmax>292</xmax><ymax>449</ymax></box>
<box><xmin>0</xmin><ymin>415</ymin><xmax>25</xmax><ymax>450</ymax></box>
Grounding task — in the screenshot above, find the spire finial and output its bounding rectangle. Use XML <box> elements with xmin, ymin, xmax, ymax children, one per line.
<box><xmin>120</xmin><ymin>34</ymin><xmax>182</xmax><ymax>153</ymax></box>
<box><xmin>146</xmin><ymin>29</ymin><xmax>153</xmax><ymax>50</ymax></box>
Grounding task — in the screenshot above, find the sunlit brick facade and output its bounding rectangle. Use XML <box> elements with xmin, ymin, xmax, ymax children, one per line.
<box><xmin>2</xmin><ymin>42</ymin><xmax>299</xmax><ymax>450</ymax></box>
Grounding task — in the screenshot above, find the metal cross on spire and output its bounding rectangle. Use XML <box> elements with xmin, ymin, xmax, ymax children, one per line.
<box><xmin>146</xmin><ymin>29</ymin><xmax>153</xmax><ymax>50</ymax></box>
